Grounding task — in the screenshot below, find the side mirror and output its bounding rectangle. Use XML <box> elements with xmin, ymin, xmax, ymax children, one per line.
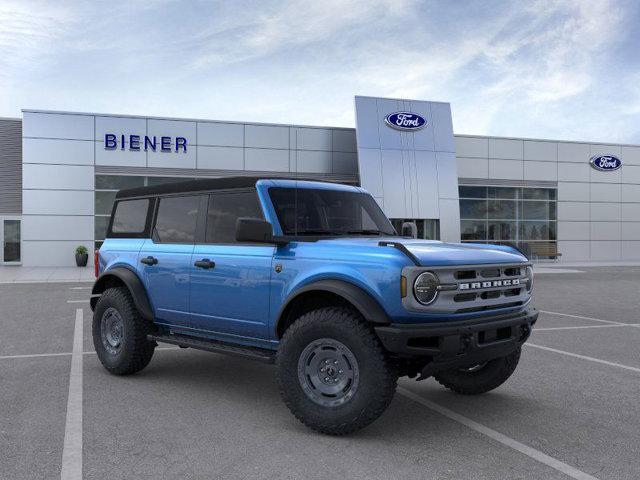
<box><xmin>401</xmin><ymin>221</ymin><xmax>417</xmax><ymax>238</ymax></box>
<box><xmin>236</xmin><ymin>217</ymin><xmax>276</xmax><ymax>243</ymax></box>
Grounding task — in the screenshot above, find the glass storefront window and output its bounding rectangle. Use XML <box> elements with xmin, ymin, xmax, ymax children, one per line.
<box><xmin>95</xmin><ymin>216</ymin><xmax>110</xmax><ymax>241</ymax></box>
<box><xmin>488</xmin><ymin>221</ymin><xmax>517</xmax><ymax>241</ymax></box>
<box><xmin>522</xmin><ymin>188</ymin><xmax>556</xmax><ymax>200</ymax></box>
<box><xmin>521</xmin><ymin>201</ymin><xmax>556</xmax><ymax>220</ymax></box>
<box><xmin>487</xmin><ymin>200</ymin><xmax>517</xmax><ymax>219</ymax></box>
<box><xmin>519</xmin><ymin>221</ymin><xmax>556</xmax><ymax>241</ymax></box>
<box><xmin>3</xmin><ymin>220</ymin><xmax>20</xmax><ymax>263</ymax></box>
<box><xmin>460</xmin><ymin>220</ymin><xmax>487</xmax><ymax>241</ymax></box>
<box><xmin>390</xmin><ymin>219</ymin><xmax>440</xmax><ymax>240</ymax></box>
<box><xmin>95</xmin><ymin>191</ymin><xmax>118</xmax><ymax>215</ymax></box>
<box><xmin>146</xmin><ymin>176</ymin><xmax>196</xmax><ymax>186</ymax></box>
<box><xmin>458</xmin><ymin>186</ymin><xmax>487</xmax><ymax>199</ymax></box>
<box><xmin>487</xmin><ymin>186</ymin><xmax>517</xmax><ymax>199</ymax></box>
<box><xmin>460</xmin><ymin>200</ymin><xmax>488</xmax><ymax>219</ymax></box>
<box><xmin>459</xmin><ymin>185</ymin><xmax>557</xmax><ymax>257</ymax></box>
<box><xmin>95</xmin><ymin>175</ymin><xmax>145</xmax><ymax>190</ymax></box>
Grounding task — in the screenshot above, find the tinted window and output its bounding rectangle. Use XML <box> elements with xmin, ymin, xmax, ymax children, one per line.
<box><xmin>111</xmin><ymin>199</ymin><xmax>150</xmax><ymax>234</ymax></box>
<box><xmin>154</xmin><ymin>196</ymin><xmax>200</xmax><ymax>243</ymax></box>
<box><xmin>268</xmin><ymin>187</ymin><xmax>395</xmax><ymax>236</ymax></box>
<box><xmin>206</xmin><ymin>191</ymin><xmax>263</xmax><ymax>243</ymax></box>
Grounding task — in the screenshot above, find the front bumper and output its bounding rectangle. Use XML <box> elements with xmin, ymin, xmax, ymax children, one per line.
<box><xmin>375</xmin><ymin>308</ymin><xmax>538</xmax><ymax>375</ymax></box>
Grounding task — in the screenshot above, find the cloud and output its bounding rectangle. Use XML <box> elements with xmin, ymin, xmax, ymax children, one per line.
<box><xmin>0</xmin><ymin>1</ymin><xmax>72</xmax><ymax>72</ymax></box>
<box><xmin>0</xmin><ymin>0</ymin><xmax>637</xmax><ymax>143</ymax></box>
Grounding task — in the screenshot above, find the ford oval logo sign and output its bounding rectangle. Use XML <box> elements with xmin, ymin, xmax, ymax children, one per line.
<box><xmin>384</xmin><ymin>112</ymin><xmax>427</xmax><ymax>131</ymax></box>
<box><xmin>590</xmin><ymin>155</ymin><xmax>622</xmax><ymax>172</ymax></box>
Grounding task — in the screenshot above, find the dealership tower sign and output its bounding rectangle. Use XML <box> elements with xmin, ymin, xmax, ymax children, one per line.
<box><xmin>589</xmin><ymin>155</ymin><xmax>621</xmax><ymax>171</ymax></box>
<box><xmin>384</xmin><ymin>112</ymin><xmax>427</xmax><ymax>131</ymax></box>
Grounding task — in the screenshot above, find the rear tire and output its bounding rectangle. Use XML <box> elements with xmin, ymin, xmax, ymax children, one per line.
<box><xmin>276</xmin><ymin>307</ymin><xmax>397</xmax><ymax>435</ymax></box>
<box><xmin>434</xmin><ymin>347</ymin><xmax>521</xmax><ymax>395</ymax></box>
<box><xmin>92</xmin><ymin>287</ymin><xmax>155</xmax><ymax>375</ymax></box>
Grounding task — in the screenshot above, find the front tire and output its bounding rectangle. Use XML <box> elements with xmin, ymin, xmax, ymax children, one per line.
<box><xmin>276</xmin><ymin>307</ymin><xmax>397</xmax><ymax>435</ymax></box>
<box><xmin>434</xmin><ymin>347</ymin><xmax>521</xmax><ymax>395</ymax></box>
<box><xmin>92</xmin><ymin>287</ymin><xmax>155</xmax><ymax>375</ymax></box>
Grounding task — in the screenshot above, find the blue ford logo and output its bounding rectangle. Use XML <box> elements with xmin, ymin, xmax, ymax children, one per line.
<box><xmin>384</xmin><ymin>112</ymin><xmax>427</xmax><ymax>131</ymax></box>
<box><xmin>590</xmin><ymin>155</ymin><xmax>622</xmax><ymax>171</ymax></box>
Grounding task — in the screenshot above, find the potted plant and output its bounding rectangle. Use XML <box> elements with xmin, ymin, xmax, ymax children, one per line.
<box><xmin>75</xmin><ymin>245</ymin><xmax>88</xmax><ymax>267</ymax></box>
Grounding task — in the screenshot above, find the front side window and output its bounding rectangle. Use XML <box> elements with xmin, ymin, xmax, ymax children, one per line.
<box><xmin>268</xmin><ymin>187</ymin><xmax>395</xmax><ymax>236</ymax></box>
<box><xmin>154</xmin><ymin>196</ymin><xmax>200</xmax><ymax>243</ymax></box>
<box><xmin>111</xmin><ymin>199</ymin><xmax>150</xmax><ymax>234</ymax></box>
<box><xmin>206</xmin><ymin>191</ymin><xmax>263</xmax><ymax>244</ymax></box>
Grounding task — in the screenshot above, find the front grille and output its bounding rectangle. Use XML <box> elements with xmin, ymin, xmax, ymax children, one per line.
<box><xmin>403</xmin><ymin>262</ymin><xmax>531</xmax><ymax>315</ymax></box>
<box><xmin>450</xmin><ymin>264</ymin><xmax>527</xmax><ymax>313</ymax></box>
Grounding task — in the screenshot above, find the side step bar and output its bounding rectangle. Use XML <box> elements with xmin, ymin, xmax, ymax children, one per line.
<box><xmin>148</xmin><ymin>333</ymin><xmax>276</xmax><ymax>364</ymax></box>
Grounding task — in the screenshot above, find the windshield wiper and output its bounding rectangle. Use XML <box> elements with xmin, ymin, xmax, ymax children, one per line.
<box><xmin>287</xmin><ymin>229</ymin><xmax>347</xmax><ymax>236</ymax></box>
<box><xmin>286</xmin><ymin>229</ymin><xmax>389</xmax><ymax>236</ymax></box>
<box><xmin>346</xmin><ymin>229</ymin><xmax>386</xmax><ymax>236</ymax></box>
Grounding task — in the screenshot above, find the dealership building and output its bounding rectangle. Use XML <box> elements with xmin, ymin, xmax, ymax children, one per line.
<box><xmin>0</xmin><ymin>95</ymin><xmax>639</xmax><ymax>267</ymax></box>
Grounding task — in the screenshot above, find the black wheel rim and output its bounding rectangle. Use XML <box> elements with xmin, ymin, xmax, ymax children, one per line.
<box><xmin>101</xmin><ymin>307</ymin><xmax>124</xmax><ymax>355</ymax></box>
<box><xmin>297</xmin><ymin>338</ymin><xmax>359</xmax><ymax>407</ymax></box>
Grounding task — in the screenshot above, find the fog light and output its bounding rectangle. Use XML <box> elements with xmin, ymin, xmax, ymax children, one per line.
<box><xmin>414</xmin><ymin>271</ymin><xmax>439</xmax><ymax>305</ymax></box>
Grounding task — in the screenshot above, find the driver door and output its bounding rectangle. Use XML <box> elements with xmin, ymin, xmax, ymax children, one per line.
<box><xmin>189</xmin><ymin>190</ymin><xmax>275</xmax><ymax>343</ymax></box>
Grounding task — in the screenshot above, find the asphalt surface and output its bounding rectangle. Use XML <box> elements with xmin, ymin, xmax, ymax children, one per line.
<box><xmin>1</xmin><ymin>268</ymin><xmax>639</xmax><ymax>479</ymax></box>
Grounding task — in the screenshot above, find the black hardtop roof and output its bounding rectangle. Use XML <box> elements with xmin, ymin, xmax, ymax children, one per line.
<box><xmin>114</xmin><ymin>176</ymin><xmax>337</xmax><ymax>199</ymax></box>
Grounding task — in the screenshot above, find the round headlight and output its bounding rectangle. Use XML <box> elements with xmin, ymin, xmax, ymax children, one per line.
<box><xmin>525</xmin><ymin>266</ymin><xmax>534</xmax><ymax>292</ymax></box>
<box><xmin>414</xmin><ymin>271</ymin><xmax>439</xmax><ymax>305</ymax></box>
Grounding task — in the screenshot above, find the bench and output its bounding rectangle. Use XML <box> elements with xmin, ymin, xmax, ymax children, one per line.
<box><xmin>527</xmin><ymin>242</ymin><xmax>562</xmax><ymax>260</ymax></box>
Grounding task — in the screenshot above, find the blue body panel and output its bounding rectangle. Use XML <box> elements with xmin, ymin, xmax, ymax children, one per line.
<box><xmin>98</xmin><ymin>179</ymin><xmax>530</xmax><ymax>351</ymax></box>
<box><xmin>188</xmin><ymin>243</ymin><xmax>274</xmax><ymax>345</ymax></box>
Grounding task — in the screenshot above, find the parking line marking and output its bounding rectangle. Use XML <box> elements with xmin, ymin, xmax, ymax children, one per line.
<box><xmin>398</xmin><ymin>387</ymin><xmax>599</xmax><ymax>480</ymax></box>
<box><xmin>534</xmin><ymin>324</ymin><xmax>640</xmax><ymax>331</ymax></box>
<box><xmin>539</xmin><ymin>310</ymin><xmax>625</xmax><ymax>326</ymax></box>
<box><xmin>69</xmin><ymin>287</ymin><xmax>91</xmax><ymax>290</ymax></box>
<box><xmin>0</xmin><ymin>352</ymin><xmax>72</xmax><ymax>360</ymax></box>
<box><xmin>0</xmin><ymin>346</ymin><xmax>180</xmax><ymax>361</ymax></box>
<box><xmin>525</xmin><ymin>343</ymin><xmax>640</xmax><ymax>373</ymax></box>
<box><xmin>60</xmin><ymin>309</ymin><xmax>83</xmax><ymax>480</ymax></box>
<box><xmin>66</xmin><ymin>300</ymin><xmax>88</xmax><ymax>304</ymax></box>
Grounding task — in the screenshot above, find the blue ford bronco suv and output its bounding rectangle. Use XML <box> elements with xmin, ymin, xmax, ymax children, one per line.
<box><xmin>91</xmin><ymin>177</ymin><xmax>537</xmax><ymax>435</ymax></box>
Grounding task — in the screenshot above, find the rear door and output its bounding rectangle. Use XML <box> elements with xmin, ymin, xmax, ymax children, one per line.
<box><xmin>189</xmin><ymin>189</ymin><xmax>274</xmax><ymax>343</ymax></box>
<box><xmin>139</xmin><ymin>194</ymin><xmax>203</xmax><ymax>328</ymax></box>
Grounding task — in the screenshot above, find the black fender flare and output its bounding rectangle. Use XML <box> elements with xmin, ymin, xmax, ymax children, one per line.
<box><xmin>276</xmin><ymin>279</ymin><xmax>390</xmax><ymax>335</ymax></box>
<box><xmin>90</xmin><ymin>267</ymin><xmax>154</xmax><ymax>321</ymax></box>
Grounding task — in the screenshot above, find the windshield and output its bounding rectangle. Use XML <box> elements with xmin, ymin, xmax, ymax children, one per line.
<box><xmin>268</xmin><ymin>187</ymin><xmax>396</xmax><ymax>236</ymax></box>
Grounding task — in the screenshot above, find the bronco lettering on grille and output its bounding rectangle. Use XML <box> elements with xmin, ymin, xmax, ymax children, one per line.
<box><xmin>459</xmin><ymin>279</ymin><xmax>520</xmax><ymax>290</ymax></box>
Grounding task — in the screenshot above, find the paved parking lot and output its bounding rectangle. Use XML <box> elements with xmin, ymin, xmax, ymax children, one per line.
<box><xmin>1</xmin><ymin>267</ymin><xmax>639</xmax><ymax>480</ymax></box>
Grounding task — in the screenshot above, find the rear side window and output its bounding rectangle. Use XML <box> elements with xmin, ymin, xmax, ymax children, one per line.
<box><xmin>154</xmin><ymin>196</ymin><xmax>200</xmax><ymax>243</ymax></box>
<box><xmin>206</xmin><ymin>191</ymin><xmax>263</xmax><ymax>243</ymax></box>
<box><xmin>111</xmin><ymin>199</ymin><xmax>150</xmax><ymax>234</ymax></box>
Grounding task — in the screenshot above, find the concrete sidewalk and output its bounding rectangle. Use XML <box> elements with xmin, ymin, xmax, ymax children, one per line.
<box><xmin>0</xmin><ymin>266</ymin><xmax>94</xmax><ymax>283</ymax></box>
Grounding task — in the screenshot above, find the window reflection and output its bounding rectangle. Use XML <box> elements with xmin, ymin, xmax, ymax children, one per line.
<box><xmin>458</xmin><ymin>186</ymin><xmax>557</xmax><ymax>254</ymax></box>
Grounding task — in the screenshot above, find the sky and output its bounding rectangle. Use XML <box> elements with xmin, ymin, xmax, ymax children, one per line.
<box><xmin>1</xmin><ymin>0</ymin><xmax>639</xmax><ymax>143</ymax></box>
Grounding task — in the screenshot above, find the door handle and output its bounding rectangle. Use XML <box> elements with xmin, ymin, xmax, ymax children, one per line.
<box><xmin>140</xmin><ymin>256</ymin><xmax>158</xmax><ymax>266</ymax></box>
<box><xmin>194</xmin><ymin>259</ymin><xmax>215</xmax><ymax>269</ymax></box>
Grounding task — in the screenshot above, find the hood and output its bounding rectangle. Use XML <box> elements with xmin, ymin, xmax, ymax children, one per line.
<box><xmin>397</xmin><ymin>239</ymin><xmax>527</xmax><ymax>266</ymax></box>
<box><xmin>316</xmin><ymin>237</ymin><xmax>528</xmax><ymax>266</ymax></box>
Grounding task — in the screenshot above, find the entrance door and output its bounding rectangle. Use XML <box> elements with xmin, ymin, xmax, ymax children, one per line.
<box><xmin>1</xmin><ymin>217</ymin><xmax>21</xmax><ymax>264</ymax></box>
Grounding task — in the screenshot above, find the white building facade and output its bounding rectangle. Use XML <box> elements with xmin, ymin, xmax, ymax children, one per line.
<box><xmin>0</xmin><ymin>95</ymin><xmax>637</xmax><ymax>266</ymax></box>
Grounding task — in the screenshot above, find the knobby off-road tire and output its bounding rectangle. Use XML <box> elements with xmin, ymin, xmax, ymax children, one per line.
<box><xmin>434</xmin><ymin>347</ymin><xmax>521</xmax><ymax>395</ymax></box>
<box><xmin>276</xmin><ymin>307</ymin><xmax>397</xmax><ymax>435</ymax></box>
<box><xmin>92</xmin><ymin>287</ymin><xmax>155</xmax><ymax>375</ymax></box>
